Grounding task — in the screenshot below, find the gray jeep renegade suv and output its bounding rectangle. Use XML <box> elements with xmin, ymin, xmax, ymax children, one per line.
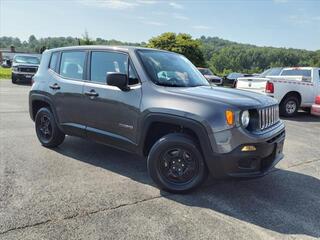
<box><xmin>29</xmin><ymin>46</ymin><xmax>285</xmax><ymax>193</ymax></box>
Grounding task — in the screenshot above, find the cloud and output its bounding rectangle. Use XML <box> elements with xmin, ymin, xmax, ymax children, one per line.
<box><xmin>288</xmin><ymin>15</ymin><xmax>310</xmax><ymax>25</ymax></box>
<box><xmin>143</xmin><ymin>21</ymin><xmax>166</xmax><ymax>26</ymax></box>
<box><xmin>169</xmin><ymin>2</ymin><xmax>183</xmax><ymax>9</ymax></box>
<box><xmin>173</xmin><ymin>13</ymin><xmax>189</xmax><ymax>20</ymax></box>
<box><xmin>273</xmin><ymin>0</ymin><xmax>289</xmax><ymax>3</ymax></box>
<box><xmin>80</xmin><ymin>0</ymin><xmax>158</xmax><ymax>10</ymax></box>
<box><xmin>137</xmin><ymin>0</ymin><xmax>157</xmax><ymax>4</ymax></box>
<box><xmin>80</xmin><ymin>0</ymin><xmax>138</xmax><ymax>9</ymax></box>
<box><xmin>192</xmin><ymin>25</ymin><xmax>211</xmax><ymax>30</ymax></box>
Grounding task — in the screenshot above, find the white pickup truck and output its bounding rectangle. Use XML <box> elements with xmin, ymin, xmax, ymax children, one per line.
<box><xmin>236</xmin><ymin>67</ymin><xmax>320</xmax><ymax>117</ymax></box>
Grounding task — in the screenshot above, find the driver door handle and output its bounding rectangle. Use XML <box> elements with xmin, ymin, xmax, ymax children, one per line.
<box><xmin>84</xmin><ymin>90</ymin><xmax>99</xmax><ymax>97</ymax></box>
<box><xmin>49</xmin><ymin>83</ymin><xmax>60</xmax><ymax>90</ymax></box>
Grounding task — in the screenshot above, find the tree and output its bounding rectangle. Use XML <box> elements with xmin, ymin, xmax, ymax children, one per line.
<box><xmin>80</xmin><ymin>30</ymin><xmax>94</xmax><ymax>45</ymax></box>
<box><xmin>147</xmin><ymin>32</ymin><xmax>206</xmax><ymax>67</ymax></box>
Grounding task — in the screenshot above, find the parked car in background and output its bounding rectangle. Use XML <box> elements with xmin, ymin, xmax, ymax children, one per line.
<box><xmin>223</xmin><ymin>72</ymin><xmax>253</xmax><ymax>88</ymax></box>
<box><xmin>1</xmin><ymin>58</ymin><xmax>12</xmax><ymax>68</ymax></box>
<box><xmin>29</xmin><ymin>46</ymin><xmax>285</xmax><ymax>193</ymax></box>
<box><xmin>197</xmin><ymin>67</ymin><xmax>222</xmax><ymax>85</ymax></box>
<box><xmin>311</xmin><ymin>95</ymin><xmax>320</xmax><ymax>117</ymax></box>
<box><xmin>12</xmin><ymin>54</ymin><xmax>41</xmax><ymax>84</ymax></box>
<box><xmin>236</xmin><ymin>67</ymin><xmax>320</xmax><ymax>117</ymax></box>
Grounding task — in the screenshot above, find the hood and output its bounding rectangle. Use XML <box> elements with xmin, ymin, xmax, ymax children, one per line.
<box><xmin>167</xmin><ymin>86</ymin><xmax>277</xmax><ymax>108</ymax></box>
<box><xmin>204</xmin><ymin>75</ymin><xmax>221</xmax><ymax>80</ymax></box>
<box><xmin>12</xmin><ymin>62</ymin><xmax>39</xmax><ymax>67</ymax></box>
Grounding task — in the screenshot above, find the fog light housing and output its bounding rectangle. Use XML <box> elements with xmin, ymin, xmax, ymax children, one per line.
<box><xmin>241</xmin><ymin>145</ymin><xmax>256</xmax><ymax>152</ymax></box>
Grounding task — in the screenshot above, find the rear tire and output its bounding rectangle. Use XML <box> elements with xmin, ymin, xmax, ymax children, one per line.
<box><xmin>280</xmin><ymin>96</ymin><xmax>299</xmax><ymax>117</ymax></box>
<box><xmin>35</xmin><ymin>107</ymin><xmax>65</xmax><ymax>148</ymax></box>
<box><xmin>147</xmin><ymin>133</ymin><xmax>208</xmax><ymax>193</ymax></box>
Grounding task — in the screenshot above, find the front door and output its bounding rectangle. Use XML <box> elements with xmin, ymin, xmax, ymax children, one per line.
<box><xmin>83</xmin><ymin>51</ymin><xmax>142</xmax><ymax>151</ymax></box>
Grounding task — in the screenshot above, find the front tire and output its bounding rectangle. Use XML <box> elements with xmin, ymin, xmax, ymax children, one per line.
<box><xmin>147</xmin><ymin>133</ymin><xmax>208</xmax><ymax>193</ymax></box>
<box><xmin>280</xmin><ymin>96</ymin><xmax>299</xmax><ymax>117</ymax></box>
<box><xmin>11</xmin><ymin>75</ymin><xmax>17</xmax><ymax>84</ymax></box>
<box><xmin>35</xmin><ymin>107</ymin><xmax>65</xmax><ymax>148</ymax></box>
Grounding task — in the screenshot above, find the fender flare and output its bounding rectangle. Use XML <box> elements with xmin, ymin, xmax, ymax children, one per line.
<box><xmin>29</xmin><ymin>93</ymin><xmax>63</xmax><ymax>131</ymax></box>
<box><xmin>137</xmin><ymin>113</ymin><xmax>216</xmax><ymax>167</ymax></box>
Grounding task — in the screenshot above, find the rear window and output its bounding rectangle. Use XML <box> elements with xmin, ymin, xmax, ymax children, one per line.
<box><xmin>280</xmin><ymin>69</ymin><xmax>311</xmax><ymax>77</ymax></box>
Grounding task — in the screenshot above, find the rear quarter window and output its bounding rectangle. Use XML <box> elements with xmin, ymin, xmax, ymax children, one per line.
<box><xmin>49</xmin><ymin>52</ymin><xmax>59</xmax><ymax>72</ymax></box>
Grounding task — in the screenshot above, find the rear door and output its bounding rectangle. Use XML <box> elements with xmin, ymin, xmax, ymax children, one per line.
<box><xmin>48</xmin><ymin>50</ymin><xmax>87</xmax><ymax>137</ymax></box>
<box><xmin>83</xmin><ymin>50</ymin><xmax>142</xmax><ymax>151</ymax></box>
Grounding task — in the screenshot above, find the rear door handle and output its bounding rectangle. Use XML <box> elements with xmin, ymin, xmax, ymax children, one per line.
<box><xmin>49</xmin><ymin>83</ymin><xmax>60</xmax><ymax>90</ymax></box>
<box><xmin>84</xmin><ymin>90</ymin><xmax>99</xmax><ymax>97</ymax></box>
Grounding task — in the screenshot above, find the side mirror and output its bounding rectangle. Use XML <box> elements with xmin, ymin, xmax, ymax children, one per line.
<box><xmin>106</xmin><ymin>72</ymin><xmax>130</xmax><ymax>91</ymax></box>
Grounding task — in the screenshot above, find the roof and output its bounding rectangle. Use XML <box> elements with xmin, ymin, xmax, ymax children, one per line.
<box><xmin>45</xmin><ymin>45</ymin><xmax>171</xmax><ymax>54</ymax></box>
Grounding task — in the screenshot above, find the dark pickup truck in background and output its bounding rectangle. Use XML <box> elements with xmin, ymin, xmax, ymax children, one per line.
<box><xmin>12</xmin><ymin>54</ymin><xmax>41</xmax><ymax>84</ymax></box>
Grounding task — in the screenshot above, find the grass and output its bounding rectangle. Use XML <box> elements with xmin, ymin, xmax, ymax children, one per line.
<box><xmin>0</xmin><ymin>67</ymin><xmax>12</xmax><ymax>79</ymax></box>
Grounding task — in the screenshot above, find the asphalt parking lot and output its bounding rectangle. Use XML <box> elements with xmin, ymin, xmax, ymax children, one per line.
<box><xmin>0</xmin><ymin>79</ymin><xmax>319</xmax><ymax>240</ymax></box>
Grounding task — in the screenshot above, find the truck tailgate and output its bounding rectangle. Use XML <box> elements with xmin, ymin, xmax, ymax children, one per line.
<box><xmin>236</xmin><ymin>77</ymin><xmax>267</xmax><ymax>93</ymax></box>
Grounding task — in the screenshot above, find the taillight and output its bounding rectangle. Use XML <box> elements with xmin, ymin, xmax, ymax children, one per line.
<box><xmin>315</xmin><ymin>95</ymin><xmax>320</xmax><ymax>105</ymax></box>
<box><xmin>265</xmin><ymin>81</ymin><xmax>274</xmax><ymax>93</ymax></box>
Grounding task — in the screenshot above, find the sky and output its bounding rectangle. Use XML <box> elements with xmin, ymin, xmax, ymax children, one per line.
<box><xmin>0</xmin><ymin>0</ymin><xmax>319</xmax><ymax>50</ymax></box>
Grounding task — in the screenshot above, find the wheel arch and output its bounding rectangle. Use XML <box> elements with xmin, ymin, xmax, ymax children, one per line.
<box><xmin>280</xmin><ymin>91</ymin><xmax>302</xmax><ymax>106</ymax></box>
<box><xmin>139</xmin><ymin>113</ymin><xmax>214</xmax><ymax>163</ymax></box>
<box><xmin>29</xmin><ymin>93</ymin><xmax>62</xmax><ymax>130</ymax></box>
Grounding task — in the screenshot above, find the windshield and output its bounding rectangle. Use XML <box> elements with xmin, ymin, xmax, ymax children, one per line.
<box><xmin>199</xmin><ymin>68</ymin><xmax>213</xmax><ymax>76</ymax></box>
<box><xmin>228</xmin><ymin>73</ymin><xmax>243</xmax><ymax>79</ymax></box>
<box><xmin>137</xmin><ymin>50</ymin><xmax>209</xmax><ymax>87</ymax></box>
<box><xmin>259</xmin><ymin>68</ymin><xmax>282</xmax><ymax>78</ymax></box>
<box><xmin>13</xmin><ymin>55</ymin><xmax>40</xmax><ymax>64</ymax></box>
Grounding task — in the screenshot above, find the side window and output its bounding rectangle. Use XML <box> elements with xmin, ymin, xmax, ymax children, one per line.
<box><xmin>91</xmin><ymin>51</ymin><xmax>128</xmax><ymax>84</ymax></box>
<box><xmin>60</xmin><ymin>51</ymin><xmax>86</xmax><ymax>80</ymax></box>
<box><xmin>49</xmin><ymin>52</ymin><xmax>59</xmax><ymax>72</ymax></box>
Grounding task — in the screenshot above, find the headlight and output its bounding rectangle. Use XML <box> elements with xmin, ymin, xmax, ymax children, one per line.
<box><xmin>12</xmin><ymin>67</ymin><xmax>19</xmax><ymax>72</ymax></box>
<box><xmin>241</xmin><ymin>110</ymin><xmax>250</xmax><ymax>128</ymax></box>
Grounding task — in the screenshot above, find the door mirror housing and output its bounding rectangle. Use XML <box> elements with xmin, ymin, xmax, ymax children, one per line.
<box><xmin>106</xmin><ymin>72</ymin><xmax>130</xmax><ymax>91</ymax></box>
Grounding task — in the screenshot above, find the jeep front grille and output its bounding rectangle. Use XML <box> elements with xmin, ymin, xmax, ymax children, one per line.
<box><xmin>258</xmin><ymin>105</ymin><xmax>279</xmax><ymax>130</ymax></box>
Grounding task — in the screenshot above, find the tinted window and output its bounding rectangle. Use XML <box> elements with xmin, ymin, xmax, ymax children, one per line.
<box><xmin>49</xmin><ymin>52</ymin><xmax>59</xmax><ymax>72</ymax></box>
<box><xmin>281</xmin><ymin>69</ymin><xmax>311</xmax><ymax>77</ymax></box>
<box><xmin>199</xmin><ymin>68</ymin><xmax>213</xmax><ymax>75</ymax></box>
<box><xmin>259</xmin><ymin>68</ymin><xmax>282</xmax><ymax>78</ymax></box>
<box><xmin>60</xmin><ymin>51</ymin><xmax>86</xmax><ymax>80</ymax></box>
<box><xmin>228</xmin><ymin>73</ymin><xmax>243</xmax><ymax>79</ymax></box>
<box><xmin>91</xmin><ymin>51</ymin><xmax>128</xmax><ymax>84</ymax></box>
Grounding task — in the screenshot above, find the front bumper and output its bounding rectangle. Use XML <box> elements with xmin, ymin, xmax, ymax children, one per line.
<box><xmin>206</xmin><ymin>122</ymin><xmax>285</xmax><ymax>179</ymax></box>
<box><xmin>311</xmin><ymin>104</ymin><xmax>320</xmax><ymax>116</ymax></box>
<box><xmin>12</xmin><ymin>72</ymin><xmax>34</xmax><ymax>83</ymax></box>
